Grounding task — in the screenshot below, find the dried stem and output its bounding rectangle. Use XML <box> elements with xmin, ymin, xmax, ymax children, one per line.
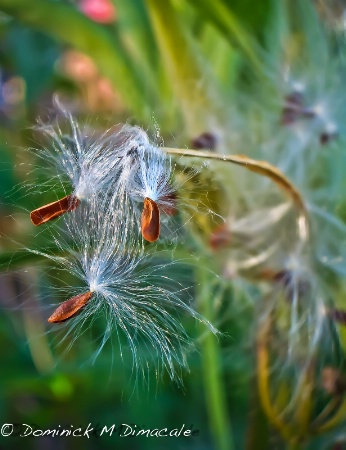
<box><xmin>257</xmin><ymin>316</ymin><xmax>293</xmax><ymax>442</ymax></box>
<box><xmin>163</xmin><ymin>147</ymin><xmax>309</xmax><ymax>246</ymax></box>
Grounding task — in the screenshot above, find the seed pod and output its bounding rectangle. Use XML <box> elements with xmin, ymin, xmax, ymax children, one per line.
<box><xmin>48</xmin><ymin>291</ymin><xmax>93</xmax><ymax>323</ymax></box>
<box><xmin>141</xmin><ymin>197</ymin><xmax>160</xmax><ymax>242</ymax></box>
<box><xmin>328</xmin><ymin>308</ymin><xmax>346</xmax><ymax>325</ymax></box>
<box><xmin>281</xmin><ymin>91</ymin><xmax>304</xmax><ymax>125</ymax></box>
<box><xmin>322</xmin><ymin>367</ymin><xmax>346</xmax><ymax>396</ymax></box>
<box><xmin>320</xmin><ymin>130</ymin><xmax>338</xmax><ymax>145</ymax></box>
<box><xmin>191</xmin><ymin>132</ymin><xmax>217</xmax><ymax>150</ymax></box>
<box><xmin>30</xmin><ymin>194</ymin><xmax>80</xmax><ymax>226</ymax></box>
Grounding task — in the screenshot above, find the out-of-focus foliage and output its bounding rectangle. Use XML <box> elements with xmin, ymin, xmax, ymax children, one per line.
<box><xmin>1</xmin><ymin>1</ymin><xmax>346</xmax><ymax>450</ymax></box>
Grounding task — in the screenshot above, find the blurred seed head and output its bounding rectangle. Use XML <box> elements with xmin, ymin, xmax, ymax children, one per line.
<box><xmin>322</xmin><ymin>367</ymin><xmax>346</xmax><ymax>396</ymax></box>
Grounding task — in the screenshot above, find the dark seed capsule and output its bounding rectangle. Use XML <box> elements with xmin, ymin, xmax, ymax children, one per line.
<box><xmin>320</xmin><ymin>130</ymin><xmax>338</xmax><ymax>145</ymax></box>
<box><xmin>30</xmin><ymin>194</ymin><xmax>80</xmax><ymax>226</ymax></box>
<box><xmin>191</xmin><ymin>132</ymin><xmax>217</xmax><ymax>150</ymax></box>
<box><xmin>48</xmin><ymin>291</ymin><xmax>93</xmax><ymax>323</ymax></box>
<box><xmin>281</xmin><ymin>91</ymin><xmax>305</xmax><ymax>125</ymax></box>
<box><xmin>328</xmin><ymin>308</ymin><xmax>346</xmax><ymax>325</ymax></box>
<box><xmin>141</xmin><ymin>197</ymin><xmax>160</xmax><ymax>242</ymax></box>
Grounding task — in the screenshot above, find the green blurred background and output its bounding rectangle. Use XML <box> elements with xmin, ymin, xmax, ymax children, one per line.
<box><xmin>0</xmin><ymin>1</ymin><xmax>346</xmax><ymax>449</ymax></box>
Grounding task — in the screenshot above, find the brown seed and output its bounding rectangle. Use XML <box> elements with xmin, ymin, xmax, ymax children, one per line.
<box><xmin>141</xmin><ymin>197</ymin><xmax>160</xmax><ymax>242</ymax></box>
<box><xmin>30</xmin><ymin>194</ymin><xmax>80</xmax><ymax>226</ymax></box>
<box><xmin>48</xmin><ymin>291</ymin><xmax>93</xmax><ymax>323</ymax></box>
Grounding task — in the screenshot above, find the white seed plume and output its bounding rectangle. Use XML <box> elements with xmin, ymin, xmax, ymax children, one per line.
<box><xmin>118</xmin><ymin>135</ymin><xmax>204</xmax><ymax>243</ymax></box>
<box><xmin>32</xmin><ymin>107</ymin><xmax>151</xmax><ymax>203</ymax></box>
<box><xmin>34</xmin><ymin>190</ymin><xmax>217</xmax><ymax>380</ymax></box>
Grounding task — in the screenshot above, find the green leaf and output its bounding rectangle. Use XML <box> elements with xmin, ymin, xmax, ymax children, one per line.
<box><xmin>6</xmin><ymin>25</ymin><xmax>59</xmax><ymax>104</ymax></box>
<box><xmin>186</xmin><ymin>0</ymin><xmax>263</xmax><ymax>73</ymax></box>
<box><xmin>220</xmin><ymin>0</ymin><xmax>272</xmax><ymax>37</ymax></box>
<box><xmin>146</xmin><ymin>0</ymin><xmax>223</xmax><ymax>138</ymax></box>
<box><xmin>113</xmin><ymin>0</ymin><xmax>177</xmax><ymax>132</ymax></box>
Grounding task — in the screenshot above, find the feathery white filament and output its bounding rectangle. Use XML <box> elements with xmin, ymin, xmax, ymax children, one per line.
<box><xmin>36</xmin><ymin>189</ymin><xmax>216</xmax><ymax>380</ymax></box>
<box><xmin>32</xmin><ymin>107</ymin><xmax>153</xmax><ymax>203</ymax></box>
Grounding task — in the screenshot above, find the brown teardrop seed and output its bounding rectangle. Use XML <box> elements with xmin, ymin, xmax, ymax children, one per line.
<box><xmin>30</xmin><ymin>194</ymin><xmax>80</xmax><ymax>226</ymax></box>
<box><xmin>141</xmin><ymin>197</ymin><xmax>160</xmax><ymax>242</ymax></box>
<box><xmin>48</xmin><ymin>291</ymin><xmax>93</xmax><ymax>324</ymax></box>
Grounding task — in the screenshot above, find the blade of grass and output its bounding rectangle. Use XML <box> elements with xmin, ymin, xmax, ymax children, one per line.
<box><xmin>199</xmin><ymin>22</ymin><xmax>241</xmax><ymax>96</ymax></box>
<box><xmin>112</xmin><ymin>0</ymin><xmax>177</xmax><ymax>132</ymax></box>
<box><xmin>195</xmin><ymin>265</ymin><xmax>235</xmax><ymax>450</ymax></box>
<box><xmin>186</xmin><ymin>0</ymin><xmax>263</xmax><ymax>73</ymax></box>
<box><xmin>246</xmin><ymin>374</ymin><xmax>270</xmax><ymax>450</ymax></box>
<box><xmin>293</xmin><ymin>362</ymin><xmax>314</xmax><ymax>439</ymax></box>
<box><xmin>313</xmin><ymin>398</ymin><xmax>346</xmax><ymax>434</ymax></box>
<box><xmin>146</xmin><ymin>0</ymin><xmax>222</xmax><ymax>137</ymax></box>
<box><xmin>257</xmin><ymin>315</ymin><xmax>294</xmax><ymax>442</ymax></box>
<box><xmin>112</xmin><ymin>0</ymin><xmax>157</xmax><ymax>71</ymax></box>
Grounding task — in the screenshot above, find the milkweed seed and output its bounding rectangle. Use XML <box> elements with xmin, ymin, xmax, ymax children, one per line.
<box><xmin>30</xmin><ymin>194</ymin><xmax>80</xmax><ymax>226</ymax></box>
<box><xmin>48</xmin><ymin>291</ymin><xmax>93</xmax><ymax>323</ymax></box>
<box><xmin>141</xmin><ymin>197</ymin><xmax>160</xmax><ymax>242</ymax></box>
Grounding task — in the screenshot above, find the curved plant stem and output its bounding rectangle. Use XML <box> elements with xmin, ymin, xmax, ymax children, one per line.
<box><xmin>257</xmin><ymin>316</ymin><xmax>293</xmax><ymax>442</ymax></box>
<box><xmin>293</xmin><ymin>362</ymin><xmax>314</xmax><ymax>438</ymax></box>
<box><xmin>310</xmin><ymin>397</ymin><xmax>342</xmax><ymax>431</ymax></box>
<box><xmin>195</xmin><ymin>265</ymin><xmax>235</xmax><ymax>450</ymax></box>
<box><xmin>163</xmin><ymin>147</ymin><xmax>309</xmax><ymax>246</ymax></box>
<box><xmin>313</xmin><ymin>398</ymin><xmax>346</xmax><ymax>434</ymax></box>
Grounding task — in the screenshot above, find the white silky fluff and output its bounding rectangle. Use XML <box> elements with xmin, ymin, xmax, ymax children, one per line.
<box><xmin>35</xmin><ymin>189</ymin><xmax>217</xmax><ymax>381</ymax></box>
<box><xmin>27</xmin><ymin>107</ymin><xmax>218</xmax><ymax>379</ymax></box>
<box><xmin>123</xmin><ymin>144</ymin><xmax>174</xmax><ymax>204</ymax></box>
<box><xmin>118</xmin><ymin>138</ymin><xmax>203</xmax><ymax>238</ymax></box>
<box><xmin>31</xmin><ymin>106</ymin><xmax>202</xmax><ymax>243</ymax></box>
<box><xmin>32</xmin><ymin>106</ymin><xmax>151</xmax><ymax>202</ymax></box>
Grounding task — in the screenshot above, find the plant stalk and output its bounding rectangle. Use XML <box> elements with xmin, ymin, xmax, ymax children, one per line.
<box><xmin>195</xmin><ymin>265</ymin><xmax>235</xmax><ymax>450</ymax></box>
